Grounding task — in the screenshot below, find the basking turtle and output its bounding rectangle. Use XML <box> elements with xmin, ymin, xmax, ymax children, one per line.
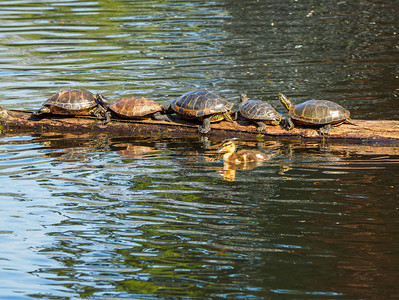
<box><xmin>33</xmin><ymin>89</ymin><xmax>108</xmax><ymax>117</ymax></box>
<box><xmin>278</xmin><ymin>93</ymin><xmax>357</xmax><ymax>135</ymax></box>
<box><xmin>239</xmin><ymin>93</ymin><xmax>282</xmax><ymax>132</ymax></box>
<box><xmin>167</xmin><ymin>91</ymin><xmax>234</xmax><ymax>133</ymax></box>
<box><xmin>102</xmin><ymin>95</ymin><xmax>169</xmax><ymax>124</ymax></box>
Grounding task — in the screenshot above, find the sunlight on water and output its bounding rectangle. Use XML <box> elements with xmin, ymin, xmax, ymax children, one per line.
<box><xmin>0</xmin><ymin>0</ymin><xmax>398</xmax><ymax>298</ymax></box>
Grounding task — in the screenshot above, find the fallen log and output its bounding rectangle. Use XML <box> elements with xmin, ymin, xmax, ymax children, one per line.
<box><xmin>1</xmin><ymin>106</ymin><xmax>399</xmax><ymax>144</ymax></box>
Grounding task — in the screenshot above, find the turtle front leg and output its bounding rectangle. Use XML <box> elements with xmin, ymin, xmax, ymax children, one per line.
<box><xmin>282</xmin><ymin>117</ymin><xmax>294</xmax><ymax>131</ymax></box>
<box><xmin>232</xmin><ymin>110</ymin><xmax>239</xmax><ymax>121</ymax></box>
<box><xmin>255</xmin><ymin>121</ymin><xmax>266</xmax><ymax>132</ymax></box>
<box><xmin>96</xmin><ymin>94</ymin><xmax>111</xmax><ymax>109</ymax></box>
<box><xmin>151</xmin><ymin>112</ymin><xmax>171</xmax><ymax>122</ymax></box>
<box><xmin>102</xmin><ymin>111</ymin><xmax>112</xmax><ymax>125</ymax></box>
<box><xmin>319</xmin><ymin>124</ymin><xmax>331</xmax><ymax>135</ymax></box>
<box><xmin>198</xmin><ymin>116</ymin><xmax>211</xmax><ymax>134</ymax></box>
<box><xmin>89</xmin><ymin>105</ymin><xmax>106</xmax><ymax>118</ymax></box>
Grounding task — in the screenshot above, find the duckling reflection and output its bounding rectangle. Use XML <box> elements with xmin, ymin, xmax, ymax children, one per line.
<box><xmin>111</xmin><ymin>143</ymin><xmax>155</xmax><ymax>159</ymax></box>
<box><xmin>221</xmin><ymin>162</ymin><xmax>236</xmax><ymax>181</ymax></box>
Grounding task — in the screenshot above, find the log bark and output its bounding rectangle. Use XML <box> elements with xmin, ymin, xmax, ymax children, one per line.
<box><xmin>1</xmin><ymin>106</ymin><xmax>399</xmax><ymax>144</ymax></box>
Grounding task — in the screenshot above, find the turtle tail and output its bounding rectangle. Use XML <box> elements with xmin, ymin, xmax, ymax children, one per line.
<box><xmin>345</xmin><ymin>118</ymin><xmax>358</xmax><ymax>126</ymax></box>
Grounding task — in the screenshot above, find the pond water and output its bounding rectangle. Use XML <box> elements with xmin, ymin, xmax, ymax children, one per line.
<box><xmin>0</xmin><ymin>0</ymin><xmax>398</xmax><ymax>299</ymax></box>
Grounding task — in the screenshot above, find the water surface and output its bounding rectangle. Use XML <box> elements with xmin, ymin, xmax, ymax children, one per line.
<box><xmin>0</xmin><ymin>0</ymin><xmax>398</xmax><ymax>298</ymax></box>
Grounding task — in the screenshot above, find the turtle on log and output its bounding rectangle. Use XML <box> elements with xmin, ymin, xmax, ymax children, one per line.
<box><xmin>101</xmin><ymin>95</ymin><xmax>170</xmax><ymax>124</ymax></box>
<box><xmin>166</xmin><ymin>91</ymin><xmax>234</xmax><ymax>133</ymax></box>
<box><xmin>32</xmin><ymin>89</ymin><xmax>108</xmax><ymax>117</ymax></box>
<box><xmin>238</xmin><ymin>93</ymin><xmax>282</xmax><ymax>132</ymax></box>
<box><xmin>278</xmin><ymin>93</ymin><xmax>357</xmax><ymax>135</ymax></box>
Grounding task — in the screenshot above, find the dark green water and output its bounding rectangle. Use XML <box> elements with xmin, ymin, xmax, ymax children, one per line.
<box><xmin>0</xmin><ymin>1</ymin><xmax>398</xmax><ymax>299</ymax></box>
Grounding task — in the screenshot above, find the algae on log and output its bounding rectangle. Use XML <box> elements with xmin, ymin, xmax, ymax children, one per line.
<box><xmin>1</xmin><ymin>106</ymin><xmax>399</xmax><ymax>144</ymax></box>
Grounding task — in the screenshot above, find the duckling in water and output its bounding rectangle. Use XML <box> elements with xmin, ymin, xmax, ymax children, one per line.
<box><xmin>217</xmin><ymin>140</ymin><xmax>270</xmax><ymax>164</ymax></box>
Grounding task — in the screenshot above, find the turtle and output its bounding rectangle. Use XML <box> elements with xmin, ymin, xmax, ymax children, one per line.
<box><xmin>101</xmin><ymin>95</ymin><xmax>170</xmax><ymax>124</ymax></box>
<box><xmin>32</xmin><ymin>89</ymin><xmax>108</xmax><ymax>117</ymax></box>
<box><xmin>238</xmin><ymin>93</ymin><xmax>282</xmax><ymax>132</ymax></box>
<box><xmin>278</xmin><ymin>93</ymin><xmax>357</xmax><ymax>135</ymax></box>
<box><xmin>166</xmin><ymin>91</ymin><xmax>234</xmax><ymax>133</ymax></box>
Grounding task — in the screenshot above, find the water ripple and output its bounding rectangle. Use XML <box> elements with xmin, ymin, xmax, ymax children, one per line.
<box><xmin>0</xmin><ymin>0</ymin><xmax>398</xmax><ymax>298</ymax></box>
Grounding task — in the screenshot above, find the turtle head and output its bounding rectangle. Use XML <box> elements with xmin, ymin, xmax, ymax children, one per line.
<box><xmin>278</xmin><ymin>93</ymin><xmax>292</xmax><ymax>111</ymax></box>
<box><xmin>32</xmin><ymin>106</ymin><xmax>50</xmax><ymax>116</ymax></box>
<box><xmin>240</xmin><ymin>93</ymin><xmax>249</xmax><ymax>103</ymax></box>
<box><xmin>162</xmin><ymin>103</ymin><xmax>173</xmax><ymax>114</ymax></box>
<box><xmin>96</xmin><ymin>93</ymin><xmax>111</xmax><ymax>109</ymax></box>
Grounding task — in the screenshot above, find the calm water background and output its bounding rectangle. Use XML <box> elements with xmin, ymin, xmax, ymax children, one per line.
<box><xmin>0</xmin><ymin>0</ymin><xmax>398</xmax><ymax>298</ymax></box>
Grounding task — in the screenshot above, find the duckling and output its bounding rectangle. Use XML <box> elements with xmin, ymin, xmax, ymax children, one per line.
<box><xmin>217</xmin><ymin>140</ymin><xmax>270</xmax><ymax>164</ymax></box>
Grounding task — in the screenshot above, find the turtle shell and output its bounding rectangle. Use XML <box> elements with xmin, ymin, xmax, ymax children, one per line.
<box><xmin>290</xmin><ymin>100</ymin><xmax>350</xmax><ymax>125</ymax></box>
<box><xmin>171</xmin><ymin>91</ymin><xmax>233</xmax><ymax>119</ymax></box>
<box><xmin>43</xmin><ymin>89</ymin><xmax>98</xmax><ymax>115</ymax></box>
<box><xmin>109</xmin><ymin>96</ymin><xmax>163</xmax><ymax>118</ymax></box>
<box><xmin>239</xmin><ymin>99</ymin><xmax>281</xmax><ymax>122</ymax></box>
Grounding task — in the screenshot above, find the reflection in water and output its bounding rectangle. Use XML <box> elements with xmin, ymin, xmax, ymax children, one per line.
<box><xmin>219</xmin><ymin>160</ymin><xmax>266</xmax><ymax>182</ymax></box>
<box><xmin>111</xmin><ymin>143</ymin><xmax>154</xmax><ymax>158</ymax></box>
<box><xmin>0</xmin><ymin>0</ymin><xmax>398</xmax><ymax>298</ymax></box>
<box><xmin>0</xmin><ymin>134</ymin><xmax>398</xmax><ymax>298</ymax></box>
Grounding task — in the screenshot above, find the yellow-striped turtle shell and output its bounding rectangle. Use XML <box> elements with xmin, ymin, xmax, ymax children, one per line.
<box><xmin>239</xmin><ymin>94</ymin><xmax>281</xmax><ymax>123</ymax></box>
<box><xmin>169</xmin><ymin>91</ymin><xmax>234</xmax><ymax>133</ymax></box>
<box><xmin>288</xmin><ymin>100</ymin><xmax>350</xmax><ymax>125</ymax></box>
<box><xmin>109</xmin><ymin>96</ymin><xmax>163</xmax><ymax>118</ymax></box>
<box><xmin>34</xmin><ymin>89</ymin><xmax>103</xmax><ymax>116</ymax></box>
<box><xmin>102</xmin><ymin>95</ymin><xmax>170</xmax><ymax>124</ymax></box>
<box><xmin>171</xmin><ymin>91</ymin><xmax>233</xmax><ymax>121</ymax></box>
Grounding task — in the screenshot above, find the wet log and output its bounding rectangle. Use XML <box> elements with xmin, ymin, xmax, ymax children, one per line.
<box><xmin>1</xmin><ymin>106</ymin><xmax>399</xmax><ymax>144</ymax></box>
